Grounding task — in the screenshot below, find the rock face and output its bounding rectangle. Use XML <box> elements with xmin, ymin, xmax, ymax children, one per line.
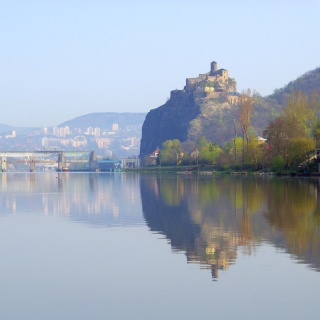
<box><xmin>140</xmin><ymin>61</ymin><xmax>239</xmax><ymax>162</ymax></box>
<box><xmin>140</xmin><ymin>91</ymin><xmax>200</xmax><ymax>161</ymax></box>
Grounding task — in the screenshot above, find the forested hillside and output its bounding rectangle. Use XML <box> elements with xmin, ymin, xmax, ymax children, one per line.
<box><xmin>268</xmin><ymin>67</ymin><xmax>320</xmax><ymax>105</ymax></box>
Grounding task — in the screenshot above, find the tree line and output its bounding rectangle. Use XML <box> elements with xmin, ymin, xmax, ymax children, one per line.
<box><xmin>157</xmin><ymin>90</ymin><xmax>320</xmax><ymax>172</ymax></box>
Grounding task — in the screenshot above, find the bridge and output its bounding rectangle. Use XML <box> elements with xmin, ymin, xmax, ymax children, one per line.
<box><xmin>0</xmin><ymin>151</ymin><xmax>98</xmax><ymax>172</ymax></box>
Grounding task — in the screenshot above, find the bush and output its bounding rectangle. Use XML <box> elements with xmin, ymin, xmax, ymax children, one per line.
<box><xmin>271</xmin><ymin>155</ymin><xmax>285</xmax><ymax>173</ymax></box>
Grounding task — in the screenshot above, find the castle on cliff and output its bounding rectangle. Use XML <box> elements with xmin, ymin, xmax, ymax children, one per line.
<box><xmin>171</xmin><ymin>61</ymin><xmax>239</xmax><ymax>104</ymax></box>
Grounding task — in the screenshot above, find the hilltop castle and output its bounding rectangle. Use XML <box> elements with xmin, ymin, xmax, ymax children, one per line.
<box><xmin>171</xmin><ymin>61</ymin><xmax>238</xmax><ymax>104</ymax></box>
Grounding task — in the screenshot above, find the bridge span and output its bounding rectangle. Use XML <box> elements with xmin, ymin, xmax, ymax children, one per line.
<box><xmin>0</xmin><ymin>151</ymin><xmax>98</xmax><ymax>172</ymax></box>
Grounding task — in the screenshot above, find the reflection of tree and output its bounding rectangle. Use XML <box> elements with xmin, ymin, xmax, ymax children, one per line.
<box><xmin>141</xmin><ymin>175</ymin><xmax>320</xmax><ymax>281</ymax></box>
<box><xmin>264</xmin><ymin>178</ymin><xmax>320</xmax><ymax>270</ymax></box>
<box><xmin>159</xmin><ymin>178</ymin><xmax>184</xmax><ymax>206</ymax></box>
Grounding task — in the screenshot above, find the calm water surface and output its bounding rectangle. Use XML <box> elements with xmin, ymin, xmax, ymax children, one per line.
<box><xmin>0</xmin><ymin>172</ymin><xmax>319</xmax><ymax>320</ymax></box>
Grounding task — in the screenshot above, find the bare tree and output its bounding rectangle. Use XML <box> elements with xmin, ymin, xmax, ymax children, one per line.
<box><xmin>238</xmin><ymin>89</ymin><xmax>254</xmax><ymax>164</ymax></box>
<box><xmin>233</xmin><ymin>119</ymin><xmax>238</xmax><ymax>164</ymax></box>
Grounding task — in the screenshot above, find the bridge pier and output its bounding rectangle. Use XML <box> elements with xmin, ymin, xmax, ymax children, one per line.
<box><xmin>58</xmin><ymin>152</ymin><xmax>66</xmax><ymax>171</ymax></box>
<box><xmin>29</xmin><ymin>156</ymin><xmax>35</xmax><ymax>172</ymax></box>
<box><xmin>89</xmin><ymin>151</ymin><xmax>99</xmax><ymax>171</ymax></box>
<box><xmin>1</xmin><ymin>157</ymin><xmax>7</xmax><ymax>172</ymax></box>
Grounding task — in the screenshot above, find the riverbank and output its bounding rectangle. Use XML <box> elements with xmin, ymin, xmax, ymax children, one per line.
<box><xmin>124</xmin><ymin>164</ymin><xmax>320</xmax><ymax>176</ymax></box>
<box><xmin>124</xmin><ymin>164</ymin><xmax>221</xmax><ymax>173</ymax></box>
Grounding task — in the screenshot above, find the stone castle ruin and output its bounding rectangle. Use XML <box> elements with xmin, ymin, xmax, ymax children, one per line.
<box><xmin>171</xmin><ymin>61</ymin><xmax>239</xmax><ymax>104</ymax></box>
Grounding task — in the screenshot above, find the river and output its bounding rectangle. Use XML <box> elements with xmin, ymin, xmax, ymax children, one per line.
<box><xmin>0</xmin><ymin>172</ymin><xmax>319</xmax><ymax>320</ymax></box>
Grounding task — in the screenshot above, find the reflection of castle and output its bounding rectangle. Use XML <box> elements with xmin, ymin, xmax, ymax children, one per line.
<box><xmin>140</xmin><ymin>175</ymin><xmax>320</xmax><ymax>280</ymax></box>
<box><xmin>140</xmin><ymin>175</ymin><xmax>246</xmax><ymax>280</ymax></box>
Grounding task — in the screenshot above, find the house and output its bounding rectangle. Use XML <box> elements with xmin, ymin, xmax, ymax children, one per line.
<box><xmin>144</xmin><ymin>148</ymin><xmax>160</xmax><ymax>166</ymax></box>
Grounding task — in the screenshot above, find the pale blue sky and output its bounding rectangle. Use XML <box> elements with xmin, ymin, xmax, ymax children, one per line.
<box><xmin>1</xmin><ymin>0</ymin><xmax>320</xmax><ymax>127</ymax></box>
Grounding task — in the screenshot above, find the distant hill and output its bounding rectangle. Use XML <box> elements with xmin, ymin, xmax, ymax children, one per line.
<box><xmin>0</xmin><ymin>123</ymin><xmax>12</xmax><ymax>132</ymax></box>
<box><xmin>267</xmin><ymin>67</ymin><xmax>320</xmax><ymax>105</ymax></box>
<box><xmin>59</xmin><ymin>112</ymin><xmax>147</xmax><ymax>130</ymax></box>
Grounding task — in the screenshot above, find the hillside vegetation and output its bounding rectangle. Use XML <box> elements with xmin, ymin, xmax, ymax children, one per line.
<box><xmin>268</xmin><ymin>67</ymin><xmax>320</xmax><ymax>105</ymax></box>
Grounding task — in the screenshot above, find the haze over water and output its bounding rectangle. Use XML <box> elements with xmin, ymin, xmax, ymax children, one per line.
<box><xmin>0</xmin><ymin>173</ymin><xmax>319</xmax><ymax>320</ymax></box>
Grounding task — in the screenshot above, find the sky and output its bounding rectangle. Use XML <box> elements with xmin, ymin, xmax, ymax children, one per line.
<box><xmin>1</xmin><ymin>0</ymin><xmax>320</xmax><ymax>127</ymax></box>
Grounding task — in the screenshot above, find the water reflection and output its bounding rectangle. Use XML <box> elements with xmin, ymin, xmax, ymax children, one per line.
<box><xmin>0</xmin><ymin>172</ymin><xmax>143</xmax><ymax>227</ymax></box>
<box><xmin>140</xmin><ymin>175</ymin><xmax>320</xmax><ymax>279</ymax></box>
<box><xmin>1</xmin><ymin>173</ymin><xmax>320</xmax><ymax>278</ymax></box>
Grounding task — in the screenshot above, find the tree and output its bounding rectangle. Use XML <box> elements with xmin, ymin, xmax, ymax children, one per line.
<box><xmin>224</xmin><ymin>137</ymin><xmax>243</xmax><ymax>167</ymax></box>
<box><xmin>245</xmin><ymin>135</ymin><xmax>265</xmax><ymax>169</ymax></box>
<box><xmin>287</xmin><ymin>137</ymin><xmax>315</xmax><ymax>168</ymax></box>
<box><xmin>263</xmin><ymin>91</ymin><xmax>319</xmax><ymax>169</ymax></box>
<box><xmin>160</xmin><ymin>139</ymin><xmax>183</xmax><ymax>165</ymax></box>
<box><xmin>181</xmin><ymin>140</ymin><xmax>196</xmax><ymax>165</ymax></box>
<box><xmin>271</xmin><ymin>155</ymin><xmax>285</xmax><ymax>173</ymax></box>
<box><xmin>312</xmin><ymin>120</ymin><xmax>320</xmax><ymax>146</ymax></box>
<box><xmin>196</xmin><ymin>136</ymin><xmax>221</xmax><ymax>164</ymax></box>
<box><xmin>283</xmin><ymin>91</ymin><xmax>313</xmax><ymax>134</ymax></box>
<box><xmin>233</xmin><ymin>119</ymin><xmax>238</xmax><ymax>164</ymax></box>
<box><xmin>263</xmin><ymin>115</ymin><xmax>293</xmax><ymax>162</ymax></box>
<box><xmin>238</xmin><ymin>90</ymin><xmax>254</xmax><ymax>164</ymax></box>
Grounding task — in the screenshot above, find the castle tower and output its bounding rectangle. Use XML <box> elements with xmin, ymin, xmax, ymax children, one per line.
<box><xmin>210</xmin><ymin>61</ymin><xmax>218</xmax><ymax>75</ymax></box>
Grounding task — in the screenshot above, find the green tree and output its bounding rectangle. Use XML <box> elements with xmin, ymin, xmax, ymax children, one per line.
<box><xmin>196</xmin><ymin>136</ymin><xmax>221</xmax><ymax>164</ymax></box>
<box><xmin>245</xmin><ymin>135</ymin><xmax>265</xmax><ymax>169</ymax></box>
<box><xmin>312</xmin><ymin>120</ymin><xmax>320</xmax><ymax>146</ymax></box>
<box><xmin>271</xmin><ymin>155</ymin><xmax>285</xmax><ymax>173</ymax></box>
<box><xmin>287</xmin><ymin>137</ymin><xmax>315</xmax><ymax>168</ymax></box>
<box><xmin>160</xmin><ymin>139</ymin><xmax>183</xmax><ymax>165</ymax></box>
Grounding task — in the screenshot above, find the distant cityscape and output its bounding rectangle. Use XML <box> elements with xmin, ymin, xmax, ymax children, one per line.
<box><xmin>0</xmin><ymin>122</ymin><xmax>142</xmax><ymax>159</ymax></box>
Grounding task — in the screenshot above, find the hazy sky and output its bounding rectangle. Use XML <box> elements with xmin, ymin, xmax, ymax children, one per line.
<box><xmin>1</xmin><ymin>0</ymin><xmax>320</xmax><ymax>127</ymax></box>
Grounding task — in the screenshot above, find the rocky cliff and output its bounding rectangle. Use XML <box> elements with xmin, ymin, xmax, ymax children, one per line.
<box><xmin>140</xmin><ymin>90</ymin><xmax>237</xmax><ymax>161</ymax></box>
<box><xmin>140</xmin><ymin>61</ymin><xmax>240</xmax><ymax>161</ymax></box>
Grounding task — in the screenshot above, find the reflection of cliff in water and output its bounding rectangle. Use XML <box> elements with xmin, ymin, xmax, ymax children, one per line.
<box><xmin>0</xmin><ymin>173</ymin><xmax>144</xmax><ymax>227</ymax></box>
<box><xmin>140</xmin><ymin>175</ymin><xmax>320</xmax><ymax>279</ymax></box>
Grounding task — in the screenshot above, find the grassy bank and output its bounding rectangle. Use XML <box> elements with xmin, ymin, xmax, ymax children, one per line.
<box><xmin>124</xmin><ymin>164</ymin><xmax>320</xmax><ymax>177</ymax></box>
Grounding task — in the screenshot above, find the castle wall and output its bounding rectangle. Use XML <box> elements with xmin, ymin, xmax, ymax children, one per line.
<box><xmin>215</xmin><ymin>69</ymin><xmax>228</xmax><ymax>81</ymax></box>
<box><xmin>206</xmin><ymin>76</ymin><xmax>217</xmax><ymax>82</ymax></box>
<box><xmin>227</xmin><ymin>92</ymin><xmax>239</xmax><ymax>105</ymax></box>
<box><xmin>227</xmin><ymin>96</ymin><xmax>238</xmax><ymax>105</ymax></box>
<box><xmin>205</xmin><ymin>92</ymin><xmax>222</xmax><ymax>98</ymax></box>
<box><xmin>221</xmin><ymin>70</ymin><xmax>228</xmax><ymax>81</ymax></box>
<box><xmin>170</xmin><ymin>89</ymin><xmax>185</xmax><ymax>99</ymax></box>
<box><xmin>186</xmin><ymin>74</ymin><xmax>207</xmax><ymax>86</ymax></box>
